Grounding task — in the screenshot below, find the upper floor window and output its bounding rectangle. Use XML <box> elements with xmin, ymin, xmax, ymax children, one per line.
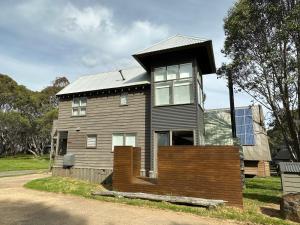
<box><xmin>72</xmin><ymin>97</ymin><xmax>87</xmax><ymax>116</ymax></box>
<box><xmin>120</xmin><ymin>93</ymin><xmax>128</xmax><ymax>106</ymax></box>
<box><xmin>154</xmin><ymin>63</ymin><xmax>193</xmax><ymax>106</ymax></box>
<box><xmin>197</xmin><ymin>73</ymin><xmax>204</xmax><ymax>109</ymax></box>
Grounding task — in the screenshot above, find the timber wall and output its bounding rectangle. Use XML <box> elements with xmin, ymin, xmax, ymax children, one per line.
<box><xmin>113</xmin><ymin>146</ymin><xmax>243</xmax><ymax>208</ymax></box>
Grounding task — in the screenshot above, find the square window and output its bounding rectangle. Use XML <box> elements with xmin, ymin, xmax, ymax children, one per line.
<box><xmin>154</xmin><ymin>67</ymin><xmax>166</xmax><ymax>82</ymax></box>
<box><xmin>167</xmin><ymin>65</ymin><xmax>178</xmax><ymax>80</ymax></box>
<box><xmin>125</xmin><ymin>134</ymin><xmax>136</xmax><ymax>147</ymax></box>
<box><xmin>180</xmin><ymin>63</ymin><xmax>192</xmax><ymax>79</ymax></box>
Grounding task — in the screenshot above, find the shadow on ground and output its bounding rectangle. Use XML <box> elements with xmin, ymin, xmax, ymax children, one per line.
<box><xmin>260</xmin><ymin>206</ymin><xmax>282</xmax><ymax>219</ymax></box>
<box><xmin>0</xmin><ymin>200</ymin><xmax>87</xmax><ymax>225</ymax></box>
<box><xmin>243</xmin><ymin>193</ymin><xmax>281</xmax><ymax>204</ymax></box>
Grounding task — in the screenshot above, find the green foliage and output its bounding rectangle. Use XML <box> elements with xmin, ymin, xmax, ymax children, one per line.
<box><xmin>25</xmin><ymin>176</ymin><xmax>296</xmax><ymax>225</ymax></box>
<box><xmin>219</xmin><ymin>0</ymin><xmax>300</xmax><ymax>161</ymax></box>
<box><xmin>0</xmin><ymin>74</ymin><xmax>69</xmax><ymax>156</ymax></box>
<box><xmin>0</xmin><ymin>156</ymin><xmax>49</xmax><ymax>171</ymax></box>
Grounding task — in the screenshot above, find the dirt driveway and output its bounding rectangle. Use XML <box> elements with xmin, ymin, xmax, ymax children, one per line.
<box><xmin>0</xmin><ymin>174</ymin><xmax>241</xmax><ymax>225</ymax></box>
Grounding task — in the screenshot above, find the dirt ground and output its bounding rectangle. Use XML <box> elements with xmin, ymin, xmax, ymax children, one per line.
<box><xmin>0</xmin><ymin>174</ymin><xmax>241</xmax><ymax>225</ymax></box>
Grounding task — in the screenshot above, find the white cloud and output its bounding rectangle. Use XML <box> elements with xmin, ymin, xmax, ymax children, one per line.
<box><xmin>0</xmin><ymin>0</ymin><xmax>169</xmax><ymax>70</ymax></box>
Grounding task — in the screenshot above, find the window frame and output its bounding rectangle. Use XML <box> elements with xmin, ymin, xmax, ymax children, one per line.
<box><xmin>86</xmin><ymin>134</ymin><xmax>97</xmax><ymax>149</ymax></box>
<box><xmin>112</xmin><ymin>133</ymin><xmax>137</xmax><ymax>152</ymax></box>
<box><xmin>120</xmin><ymin>92</ymin><xmax>128</xmax><ymax>106</ymax></box>
<box><xmin>155</xmin><ymin>129</ymin><xmax>195</xmax><ymax>146</ymax></box>
<box><xmin>153</xmin><ymin>62</ymin><xmax>194</xmax><ymax>106</ymax></box>
<box><xmin>72</xmin><ymin>97</ymin><xmax>87</xmax><ymax>117</ymax></box>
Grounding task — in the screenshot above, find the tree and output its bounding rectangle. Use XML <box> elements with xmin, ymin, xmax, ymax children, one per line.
<box><xmin>218</xmin><ymin>0</ymin><xmax>300</xmax><ymax>161</ymax></box>
<box><xmin>0</xmin><ymin>75</ymin><xmax>69</xmax><ymax>157</ymax></box>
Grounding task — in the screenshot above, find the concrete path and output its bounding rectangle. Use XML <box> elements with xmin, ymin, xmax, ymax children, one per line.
<box><xmin>0</xmin><ymin>169</ymin><xmax>46</xmax><ymax>178</ymax></box>
<box><xmin>0</xmin><ymin>174</ymin><xmax>241</xmax><ymax>225</ymax></box>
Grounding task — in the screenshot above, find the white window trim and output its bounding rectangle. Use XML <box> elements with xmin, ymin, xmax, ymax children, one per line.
<box><xmin>72</xmin><ymin>97</ymin><xmax>87</xmax><ymax>116</ymax></box>
<box><xmin>86</xmin><ymin>134</ymin><xmax>97</xmax><ymax>148</ymax></box>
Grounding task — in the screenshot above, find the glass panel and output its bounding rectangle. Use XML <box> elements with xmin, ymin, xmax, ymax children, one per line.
<box><xmin>155</xmin><ymin>83</ymin><xmax>170</xmax><ymax>106</ymax></box>
<box><xmin>180</xmin><ymin>63</ymin><xmax>192</xmax><ymax>79</ymax></box>
<box><xmin>72</xmin><ymin>108</ymin><xmax>79</xmax><ymax>116</ymax></box>
<box><xmin>112</xmin><ymin>134</ymin><xmax>124</xmax><ymax>150</ymax></box>
<box><xmin>125</xmin><ymin>134</ymin><xmax>136</xmax><ymax>147</ymax></box>
<box><xmin>167</xmin><ymin>65</ymin><xmax>178</xmax><ymax>80</ymax></box>
<box><xmin>80</xmin><ymin>107</ymin><xmax>86</xmax><ymax>116</ymax></box>
<box><xmin>80</xmin><ymin>97</ymin><xmax>87</xmax><ymax>106</ymax></box>
<box><xmin>235</xmin><ymin>109</ymin><xmax>244</xmax><ymax>117</ymax></box>
<box><xmin>87</xmin><ymin>135</ymin><xmax>97</xmax><ymax>148</ymax></box>
<box><xmin>173</xmin><ymin>80</ymin><xmax>191</xmax><ymax>104</ymax></box>
<box><xmin>120</xmin><ymin>93</ymin><xmax>128</xmax><ymax>105</ymax></box>
<box><xmin>172</xmin><ymin>131</ymin><xmax>194</xmax><ymax>145</ymax></box>
<box><xmin>154</xmin><ymin>67</ymin><xmax>166</xmax><ymax>82</ymax></box>
<box><xmin>157</xmin><ymin>132</ymin><xmax>170</xmax><ymax>146</ymax></box>
<box><xmin>73</xmin><ymin>98</ymin><xmax>80</xmax><ymax>107</ymax></box>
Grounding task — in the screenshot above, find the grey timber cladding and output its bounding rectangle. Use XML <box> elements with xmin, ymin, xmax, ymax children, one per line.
<box><xmin>152</xmin><ymin>104</ymin><xmax>197</xmax><ymax>130</ymax></box>
<box><xmin>54</xmin><ymin>88</ymin><xmax>151</xmax><ymax>171</ymax></box>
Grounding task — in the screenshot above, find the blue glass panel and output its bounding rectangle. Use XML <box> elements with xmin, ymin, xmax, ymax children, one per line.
<box><xmin>244</xmin><ymin>108</ymin><xmax>252</xmax><ymax>116</ymax></box>
<box><xmin>245</xmin><ymin>115</ymin><xmax>252</xmax><ymax>124</ymax></box>
<box><xmin>236</xmin><ymin>125</ymin><xmax>244</xmax><ymax>134</ymax></box>
<box><xmin>235</xmin><ymin>116</ymin><xmax>244</xmax><ymax>126</ymax></box>
<box><xmin>245</xmin><ymin>134</ymin><xmax>255</xmax><ymax>145</ymax></box>
<box><xmin>235</xmin><ymin>109</ymin><xmax>245</xmax><ymax>117</ymax></box>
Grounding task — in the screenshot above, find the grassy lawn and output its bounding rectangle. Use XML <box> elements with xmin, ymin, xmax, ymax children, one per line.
<box><xmin>25</xmin><ymin>176</ymin><xmax>296</xmax><ymax>225</ymax></box>
<box><xmin>0</xmin><ymin>155</ymin><xmax>49</xmax><ymax>172</ymax></box>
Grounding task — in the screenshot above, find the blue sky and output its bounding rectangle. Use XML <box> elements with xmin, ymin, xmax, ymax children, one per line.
<box><xmin>0</xmin><ymin>0</ymin><xmax>252</xmax><ymax>109</ymax></box>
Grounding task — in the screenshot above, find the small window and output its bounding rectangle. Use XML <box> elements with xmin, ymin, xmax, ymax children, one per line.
<box><xmin>120</xmin><ymin>93</ymin><xmax>128</xmax><ymax>105</ymax></box>
<box><xmin>72</xmin><ymin>97</ymin><xmax>87</xmax><ymax>116</ymax></box>
<box><xmin>154</xmin><ymin>67</ymin><xmax>166</xmax><ymax>82</ymax></box>
<box><xmin>156</xmin><ymin>131</ymin><xmax>170</xmax><ymax>146</ymax></box>
<box><xmin>167</xmin><ymin>65</ymin><xmax>178</xmax><ymax>80</ymax></box>
<box><xmin>172</xmin><ymin>131</ymin><xmax>194</xmax><ymax>145</ymax></box>
<box><xmin>179</xmin><ymin>63</ymin><xmax>192</xmax><ymax>79</ymax></box>
<box><xmin>86</xmin><ymin>135</ymin><xmax>97</xmax><ymax>148</ymax></box>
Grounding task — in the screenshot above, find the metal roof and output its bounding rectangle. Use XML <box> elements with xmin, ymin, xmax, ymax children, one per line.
<box><xmin>57</xmin><ymin>67</ymin><xmax>149</xmax><ymax>96</ymax></box>
<box><xmin>279</xmin><ymin>162</ymin><xmax>300</xmax><ymax>173</ymax></box>
<box><xmin>134</xmin><ymin>34</ymin><xmax>209</xmax><ymax>55</ymax></box>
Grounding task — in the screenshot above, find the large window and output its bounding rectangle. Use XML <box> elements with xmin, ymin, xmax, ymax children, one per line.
<box><xmin>112</xmin><ymin>133</ymin><xmax>136</xmax><ymax>151</ymax></box>
<box><xmin>156</xmin><ymin>130</ymin><xmax>194</xmax><ymax>146</ymax></box>
<box><xmin>235</xmin><ymin>108</ymin><xmax>255</xmax><ymax>145</ymax></box>
<box><xmin>154</xmin><ymin>63</ymin><xmax>193</xmax><ymax>106</ymax></box>
<box><xmin>72</xmin><ymin>97</ymin><xmax>87</xmax><ymax>116</ymax></box>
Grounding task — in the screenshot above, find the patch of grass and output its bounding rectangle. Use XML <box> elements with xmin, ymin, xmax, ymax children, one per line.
<box><xmin>0</xmin><ymin>155</ymin><xmax>49</xmax><ymax>172</ymax></box>
<box><xmin>25</xmin><ymin>176</ymin><xmax>296</xmax><ymax>225</ymax></box>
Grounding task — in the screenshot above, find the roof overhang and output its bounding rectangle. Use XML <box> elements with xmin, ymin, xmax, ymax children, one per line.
<box><xmin>133</xmin><ymin>40</ymin><xmax>216</xmax><ymax>75</ymax></box>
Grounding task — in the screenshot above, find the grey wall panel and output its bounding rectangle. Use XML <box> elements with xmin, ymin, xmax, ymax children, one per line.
<box><xmin>54</xmin><ymin>88</ymin><xmax>151</xmax><ymax>171</ymax></box>
<box><xmin>152</xmin><ymin>104</ymin><xmax>197</xmax><ymax>130</ymax></box>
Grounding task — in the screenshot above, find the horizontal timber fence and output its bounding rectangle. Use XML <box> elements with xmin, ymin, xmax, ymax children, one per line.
<box><xmin>113</xmin><ymin>146</ymin><xmax>243</xmax><ymax>208</ymax></box>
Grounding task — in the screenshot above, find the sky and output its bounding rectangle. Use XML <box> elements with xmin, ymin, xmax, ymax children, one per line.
<box><xmin>0</xmin><ymin>0</ymin><xmax>253</xmax><ymax>109</ymax></box>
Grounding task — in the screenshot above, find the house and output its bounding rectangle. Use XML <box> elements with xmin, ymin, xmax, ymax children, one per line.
<box><xmin>205</xmin><ymin>105</ymin><xmax>272</xmax><ymax>177</ymax></box>
<box><xmin>51</xmin><ymin>34</ymin><xmax>217</xmax><ymax>182</ymax></box>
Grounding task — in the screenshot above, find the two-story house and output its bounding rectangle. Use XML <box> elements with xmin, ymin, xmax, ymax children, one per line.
<box><xmin>52</xmin><ymin>35</ymin><xmax>216</xmax><ymax>182</ymax></box>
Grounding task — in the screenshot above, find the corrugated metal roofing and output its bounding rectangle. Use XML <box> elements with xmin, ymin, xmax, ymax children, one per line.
<box><xmin>57</xmin><ymin>67</ymin><xmax>149</xmax><ymax>96</ymax></box>
<box><xmin>279</xmin><ymin>162</ymin><xmax>300</xmax><ymax>173</ymax></box>
<box><xmin>134</xmin><ymin>34</ymin><xmax>209</xmax><ymax>55</ymax></box>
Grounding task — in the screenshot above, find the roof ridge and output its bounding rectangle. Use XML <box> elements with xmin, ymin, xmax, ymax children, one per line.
<box><xmin>77</xmin><ymin>66</ymin><xmax>145</xmax><ymax>79</ymax></box>
<box><xmin>134</xmin><ymin>35</ymin><xmax>177</xmax><ymax>55</ymax></box>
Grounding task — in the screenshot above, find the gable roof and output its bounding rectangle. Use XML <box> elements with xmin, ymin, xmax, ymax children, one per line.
<box><xmin>57</xmin><ymin>67</ymin><xmax>149</xmax><ymax>96</ymax></box>
<box><xmin>134</xmin><ymin>35</ymin><xmax>209</xmax><ymax>55</ymax></box>
<box><xmin>279</xmin><ymin>162</ymin><xmax>300</xmax><ymax>173</ymax></box>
